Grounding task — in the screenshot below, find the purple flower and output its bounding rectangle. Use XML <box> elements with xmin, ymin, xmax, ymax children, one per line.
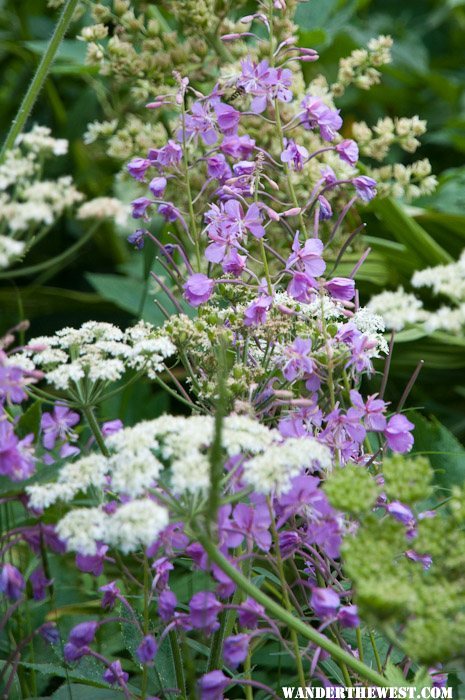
<box><xmin>131</xmin><ymin>197</ymin><xmax>152</xmax><ymax>219</ymax></box>
<box><xmin>244</xmin><ymin>295</ymin><xmax>272</xmax><ymax>326</ymax></box>
<box><xmin>64</xmin><ymin>643</ymin><xmax>88</xmax><ymax>662</ymax></box>
<box><xmin>301</xmin><ymin>96</ymin><xmax>342</xmax><ymax>141</ymax></box>
<box><xmin>238</xmin><ymin>598</ymin><xmax>264</xmax><ymax>629</ymax></box>
<box><xmin>0</xmin><ymin>563</ymin><xmax>25</xmax><ymax>600</ymax></box>
<box><xmin>384</xmin><ymin>414</ymin><xmax>414</xmax><ymax>453</ymax></box>
<box><xmin>149</xmin><ymin>140</ymin><xmax>182</xmax><ymax>168</ymax></box>
<box><xmin>198</xmin><ymin>670</ymin><xmax>230</xmax><ymax>700</ymax></box>
<box><xmin>223</xmin><ymin>634</ymin><xmax>249</xmax><ymax>668</ymax></box>
<box><xmin>282</xmin><ymin>337</ymin><xmax>315</xmax><ymax>382</ymax></box>
<box><xmin>127</xmin><ymin>157</ymin><xmax>151</xmax><ymax>181</ymax></box>
<box><xmin>158</xmin><ymin>202</ymin><xmax>180</xmax><ymax>222</ymax></box>
<box><xmin>350</xmin><ymin>391</ymin><xmax>387</xmax><ymax>432</ymax></box>
<box><xmin>279</xmin><ymin>530</ymin><xmax>301</xmax><ymax>557</ymax></box>
<box><xmin>353</xmin><ymin>176</ymin><xmax>377</xmax><ymax>202</ymax></box>
<box><xmin>238</xmin><ymin>58</ymin><xmax>273</xmax><ymax>113</ymax></box>
<box><xmin>40</xmin><ymin>622</ymin><xmax>60</xmax><ymax>645</ymax></box>
<box><xmin>214</xmin><ymin>102</ymin><xmax>241</xmax><ymax>135</ymax></box>
<box><xmin>222</xmin><ymin>249</ymin><xmax>246</xmax><ymax>277</ymax></box>
<box><xmin>207</xmin><ymin>154</ymin><xmax>231</xmax><ymax>181</ymax></box>
<box><xmin>30</xmin><ymin>567</ymin><xmax>52</xmax><ymax>601</ymax></box>
<box><xmin>76</xmin><ymin>544</ymin><xmax>108</xmax><ymax>577</ymax></box>
<box><xmin>152</xmin><ymin>556</ymin><xmax>173</xmax><ymax>590</ymax></box>
<box><xmin>287</xmin><ymin>233</ymin><xmax>326</xmax><ymax>278</ymax></box>
<box><xmin>325</xmin><ymin>277</ymin><xmax>355</xmax><ymax>301</ymax></box>
<box><xmin>317</xmin><ymin>195</ymin><xmax>333</xmax><ymax>220</ymax></box>
<box><xmin>127</xmin><ymin>229</ymin><xmax>147</xmax><ymax>250</ymax></box>
<box><xmin>183</xmin><ymin>102</ymin><xmax>217</xmax><ymax>145</ymax></box>
<box><xmin>184</xmin><ymin>273</ymin><xmax>215</xmax><ymax>307</ymax></box>
<box><xmin>101</xmin><ymin>419</ymin><xmax>123</xmax><ymax>437</ymax></box>
<box><xmin>0</xmin><ymin>421</ymin><xmax>35</xmax><ymax>481</ymax></box>
<box><xmin>311</xmin><ymin>587</ymin><xmax>340</xmax><ymax>618</ymax></box>
<box><xmin>387</xmin><ymin>501</ymin><xmax>416</xmax><ymax>528</ymax></box>
<box><xmin>337</xmin><ymin>605</ymin><xmax>360</xmax><ymax>628</ymax></box>
<box><xmin>103</xmin><ymin>660</ymin><xmax>129</xmax><ymax>686</ymax></box>
<box><xmin>189</xmin><ymin>591</ymin><xmax>222</xmax><ymax>633</ymax></box>
<box><xmin>280</xmin><ymin>139</ymin><xmax>309</xmax><ymax>171</ymax></box>
<box><xmin>336</xmin><ymin>139</ymin><xmax>359</xmax><ymax>166</ymax></box>
<box><xmin>149</xmin><ymin>176</ymin><xmax>167</xmax><ymax>197</ymax></box>
<box><xmin>405</xmin><ymin>549</ymin><xmax>432</xmax><ymax>570</ymax></box>
<box><xmin>0</xmin><ymin>365</ymin><xmax>27</xmax><ymax>404</ymax></box>
<box><xmin>158</xmin><ymin>588</ymin><xmax>177</xmax><ymax>621</ymax></box>
<box><xmin>41</xmin><ymin>405</ymin><xmax>80</xmax><ymax>450</ymax></box>
<box><xmin>221</xmin><ymin>134</ymin><xmax>255</xmax><ymax>159</ymax></box>
<box><xmin>225</xmin><ymin>200</ymin><xmax>265</xmax><ymax>239</ymax></box>
<box><xmin>69</xmin><ymin>621</ymin><xmax>98</xmax><ymax>648</ymax></box>
<box><xmin>287</xmin><ymin>271</ymin><xmax>317</xmax><ymax>302</ymax></box>
<box><xmin>233</xmin><ymin>502</ymin><xmax>271</xmax><ymax>552</ymax></box>
<box><xmin>137</xmin><ymin>635</ymin><xmax>158</xmax><ymax>664</ymax></box>
<box><xmin>100</xmin><ymin>581</ymin><xmax>120</xmax><ymax>609</ymax></box>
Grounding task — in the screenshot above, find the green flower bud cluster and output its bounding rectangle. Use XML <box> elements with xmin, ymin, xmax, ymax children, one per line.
<box><xmin>327</xmin><ymin>454</ymin><xmax>465</xmax><ymax>665</ymax></box>
<box><xmin>324</xmin><ymin>463</ymin><xmax>381</xmax><ymax>514</ymax></box>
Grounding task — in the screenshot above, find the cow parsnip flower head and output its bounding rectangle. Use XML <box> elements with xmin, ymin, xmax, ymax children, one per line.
<box><xmin>13</xmin><ymin>320</ymin><xmax>175</xmax><ymax>394</ymax></box>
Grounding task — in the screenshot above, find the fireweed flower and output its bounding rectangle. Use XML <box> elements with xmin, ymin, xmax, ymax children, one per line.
<box><xmin>311</xmin><ymin>587</ymin><xmax>340</xmax><ymax>618</ymax></box>
<box><xmin>0</xmin><ymin>563</ymin><xmax>25</xmax><ymax>600</ymax></box>
<box><xmin>136</xmin><ymin>635</ymin><xmax>158</xmax><ymax>664</ymax></box>
<box><xmin>41</xmin><ymin>404</ymin><xmax>80</xmax><ymax>450</ymax></box>
<box><xmin>0</xmin><ymin>419</ymin><xmax>35</xmax><ymax>481</ymax></box>
<box><xmin>184</xmin><ymin>273</ymin><xmax>215</xmax><ymax>307</ymax></box>
<box><xmin>384</xmin><ymin>414</ymin><xmax>415</xmax><ymax>453</ymax></box>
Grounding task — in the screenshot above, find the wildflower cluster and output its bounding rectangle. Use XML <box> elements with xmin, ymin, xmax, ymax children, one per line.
<box><xmin>368</xmin><ymin>249</ymin><xmax>465</xmax><ymax>334</ymax></box>
<box><xmin>0</xmin><ymin>2</ymin><xmax>452</xmax><ymax>698</ymax></box>
<box><xmin>0</xmin><ymin>125</ymin><xmax>129</xmax><ymax>272</ymax></box>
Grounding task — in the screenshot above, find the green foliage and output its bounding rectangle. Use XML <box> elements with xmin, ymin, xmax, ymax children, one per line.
<box><xmin>331</xmin><ymin>453</ymin><xmax>465</xmax><ymax>665</ymax></box>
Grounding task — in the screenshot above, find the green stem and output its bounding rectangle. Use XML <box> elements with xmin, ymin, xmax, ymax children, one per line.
<box><xmin>356</xmin><ymin>627</ymin><xmax>364</xmax><ymax>664</ymax></box>
<box><xmin>195</xmin><ymin>533</ymin><xmax>389</xmax><ymax>687</ymax></box>
<box><xmin>0</xmin><ymin>0</ymin><xmax>79</xmax><ymax>162</ymax></box>
<box><xmin>267</xmin><ymin>498</ymin><xmax>306</xmax><ymax>688</ymax></box>
<box><xmin>0</xmin><ymin>223</ymin><xmax>99</xmax><ymax>280</ymax></box>
<box><xmin>180</xmin><ymin>100</ymin><xmax>201</xmax><ymax>270</ymax></box>
<box><xmin>259</xmin><ymin>239</ymin><xmax>273</xmax><ymax>295</ymax></box>
<box><xmin>369</xmin><ymin>631</ymin><xmax>383</xmax><ymax>675</ymax></box>
<box><xmin>169</xmin><ymin>630</ymin><xmax>186</xmax><ymax>697</ymax></box>
<box><xmin>81</xmin><ymin>405</ymin><xmax>110</xmax><ymax>457</ymax></box>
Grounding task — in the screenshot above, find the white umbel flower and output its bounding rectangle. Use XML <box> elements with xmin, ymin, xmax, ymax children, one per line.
<box><xmin>56</xmin><ymin>507</ymin><xmax>108</xmax><ymax>555</ymax></box>
<box><xmin>243</xmin><ymin>437</ymin><xmax>332</xmax><ymax>495</ymax></box>
<box><xmin>106</xmin><ymin>499</ymin><xmax>169</xmax><ymax>553</ymax></box>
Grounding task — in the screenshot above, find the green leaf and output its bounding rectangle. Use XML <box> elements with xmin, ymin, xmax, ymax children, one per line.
<box><xmin>410</xmin><ymin>412</ymin><xmax>465</xmax><ymax>490</ymax></box>
<box><xmin>85</xmin><ymin>273</ymin><xmax>165</xmax><ymax>326</ymax></box>
<box><xmin>370</xmin><ymin>198</ymin><xmax>453</xmax><ymax>266</ymax></box>
<box><xmin>51</xmin><ymin>685</ymin><xmax>122</xmax><ymax>699</ymax></box>
<box><xmin>16</xmin><ymin>400</ymin><xmax>42</xmax><ymax>439</ymax></box>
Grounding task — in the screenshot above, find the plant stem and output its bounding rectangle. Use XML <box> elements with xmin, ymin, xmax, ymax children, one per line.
<box><xmin>267</xmin><ymin>498</ymin><xmax>307</xmax><ymax>688</ymax></box>
<box><xmin>369</xmin><ymin>631</ymin><xmax>383</xmax><ymax>675</ymax></box>
<box><xmin>195</xmin><ymin>533</ymin><xmax>389</xmax><ymax>687</ymax></box>
<box><xmin>0</xmin><ymin>0</ymin><xmax>79</xmax><ymax>162</ymax></box>
<box><xmin>81</xmin><ymin>405</ymin><xmax>110</xmax><ymax>457</ymax></box>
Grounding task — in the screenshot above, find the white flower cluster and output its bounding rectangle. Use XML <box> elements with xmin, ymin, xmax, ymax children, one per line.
<box><xmin>366</xmin><ymin>289</ymin><xmax>428</xmax><ymax>332</ymax></box>
<box><xmin>13</xmin><ymin>320</ymin><xmax>175</xmax><ymax>391</ymax></box>
<box><xmin>0</xmin><ymin>236</ymin><xmax>25</xmax><ymax>270</ymax></box>
<box><xmin>352</xmin><ymin>115</ymin><xmax>427</xmax><ymax>161</ymax></box>
<box><xmin>412</xmin><ymin>251</ymin><xmax>465</xmax><ymax>302</ymax></box>
<box><xmin>77</xmin><ymin>197</ymin><xmax>130</xmax><ymax>227</ymax></box>
<box><xmin>244</xmin><ymin>437</ymin><xmax>332</xmax><ymax>496</ymax></box>
<box><xmin>27</xmin><ymin>455</ymin><xmax>108</xmax><ymax>509</ymax></box>
<box><xmin>370</xmin><ymin>159</ymin><xmax>438</xmax><ymax>202</ymax></box>
<box><xmin>368</xmin><ymin>251</ymin><xmax>465</xmax><ymax>334</ymax></box>
<box><xmin>56</xmin><ymin>499</ymin><xmax>169</xmax><ymax>555</ymax></box>
<box><xmin>332</xmin><ymin>35</ymin><xmax>393</xmax><ymax>96</ymax></box>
